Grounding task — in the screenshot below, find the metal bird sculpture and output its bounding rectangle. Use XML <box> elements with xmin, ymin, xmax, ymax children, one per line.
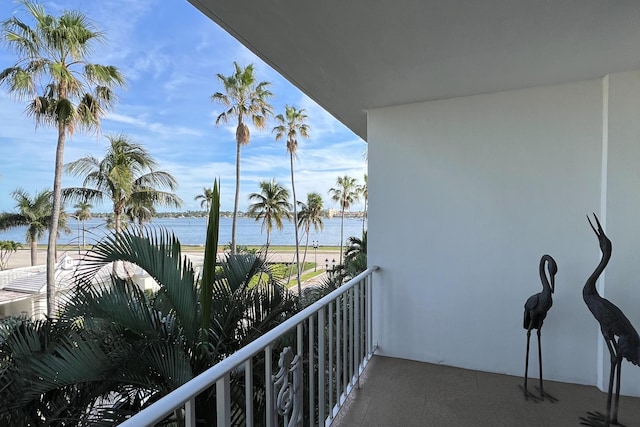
<box><xmin>580</xmin><ymin>214</ymin><xmax>640</xmax><ymax>427</ymax></box>
<box><xmin>522</xmin><ymin>254</ymin><xmax>558</xmax><ymax>402</ymax></box>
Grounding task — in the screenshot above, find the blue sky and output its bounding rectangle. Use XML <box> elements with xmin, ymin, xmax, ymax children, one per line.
<box><xmin>0</xmin><ymin>0</ymin><xmax>367</xmax><ymax>213</ymax></box>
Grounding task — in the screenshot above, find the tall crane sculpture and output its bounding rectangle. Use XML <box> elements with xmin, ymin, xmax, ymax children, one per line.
<box><xmin>522</xmin><ymin>254</ymin><xmax>558</xmax><ymax>401</ymax></box>
<box><xmin>581</xmin><ymin>214</ymin><xmax>640</xmax><ymax>427</ymax></box>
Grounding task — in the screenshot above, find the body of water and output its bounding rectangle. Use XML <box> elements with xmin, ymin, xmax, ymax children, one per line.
<box><xmin>0</xmin><ymin>216</ymin><xmax>366</xmax><ymax>248</ymax></box>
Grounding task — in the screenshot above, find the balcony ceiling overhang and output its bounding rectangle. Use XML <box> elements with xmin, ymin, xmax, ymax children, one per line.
<box><xmin>188</xmin><ymin>0</ymin><xmax>640</xmax><ymax>140</ymax></box>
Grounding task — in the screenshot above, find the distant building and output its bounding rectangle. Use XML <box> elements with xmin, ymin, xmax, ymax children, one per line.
<box><xmin>0</xmin><ymin>255</ymin><xmax>77</xmax><ymax>319</ymax></box>
<box><xmin>0</xmin><ymin>255</ymin><xmax>160</xmax><ymax>320</ymax></box>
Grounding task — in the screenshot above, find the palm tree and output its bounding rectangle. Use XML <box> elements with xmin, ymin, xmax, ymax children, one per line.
<box><xmin>247</xmin><ymin>179</ymin><xmax>292</xmax><ymax>260</ymax></box>
<box><xmin>274</xmin><ymin>105</ymin><xmax>311</xmax><ymax>295</ymax></box>
<box><xmin>63</xmin><ymin>134</ymin><xmax>182</xmax><ymax>234</ymax></box>
<box><xmin>0</xmin><ymin>240</ymin><xmax>22</xmax><ymax>270</ymax></box>
<box><xmin>211</xmin><ymin>62</ymin><xmax>273</xmax><ymax>254</ymax></box>
<box><xmin>125</xmin><ymin>196</ymin><xmax>155</xmax><ymax>232</ymax></box>
<box><xmin>297</xmin><ymin>192</ymin><xmax>324</xmax><ymax>272</ymax></box>
<box><xmin>329</xmin><ymin>175</ymin><xmax>360</xmax><ymax>265</ymax></box>
<box><xmin>73</xmin><ymin>201</ymin><xmax>92</xmax><ymax>248</ymax></box>
<box><xmin>344</xmin><ymin>231</ymin><xmax>367</xmax><ymax>278</ymax></box>
<box><xmin>0</xmin><ymin>1</ymin><xmax>125</xmax><ymax>317</ymax></box>
<box><xmin>0</xmin><ymin>188</ymin><xmax>69</xmax><ymax>266</ymax></box>
<box><xmin>195</xmin><ymin>187</ymin><xmax>216</xmax><ymax>212</ymax></box>
<box><xmin>358</xmin><ymin>174</ymin><xmax>368</xmax><ymax>233</ymax></box>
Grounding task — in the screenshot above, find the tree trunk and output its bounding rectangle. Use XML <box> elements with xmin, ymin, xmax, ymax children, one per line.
<box><xmin>46</xmin><ymin>123</ymin><xmax>66</xmax><ymax>318</ymax></box>
<box><xmin>231</xmin><ymin>137</ymin><xmax>241</xmax><ymax>255</ymax></box>
<box><xmin>301</xmin><ymin>226</ymin><xmax>310</xmax><ymax>270</ymax></box>
<box><xmin>290</xmin><ymin>153</ymin><xmax>301</xmax><ymax>295</ymax></box>
<box><xmin>30</xmin><ymin>235</ymin><xmax>37</xmax><ymax>266</ymax></box>
<box><xmin>339</xmin><ymin>206</ymin><xmax>345</xmax><ymax>265</ymax></box>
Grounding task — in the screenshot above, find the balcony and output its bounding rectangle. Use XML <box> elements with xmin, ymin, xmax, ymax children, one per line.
<box><xmin>120</xmin><ymin>266</ymin><xmax>640</xmax><ymax>426</ymax></box>
<box><xmin>330</xmin><ymin>356</ymin><xmax>640</xmax><ymax>426</ymax></box>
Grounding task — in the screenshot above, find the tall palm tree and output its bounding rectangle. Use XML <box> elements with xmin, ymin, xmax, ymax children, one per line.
<box><xmin>297</xmin><ymin>192</ymin><xmax>324</xmax><ymax>272</ymax></box>
<box><xmin>0</xmin><ymin>188</ymin><xmax>69</xmax><ymax>266</ymax></box>
<box><xmin>64</xmin><ymin>134</ymin><xmax>182</xmax><ymax>234</ymax></box>
<box><xmin>274</xmin><ymin>105</ymin><xmax>310</xmax><ymax>295</ymax></box>
<box><xmin>247</xmin><ymin>179</ymin><xmax>292</xmax><ymax>260</ymax></box>
<box><xmin>211</xmin><ymin>62</ymin><xmax>273</xmax><ymax>254</ymax></box>
<box><xmin>73</xmin><ymin>201</ymin><xmax>92</xmax><ymax>248</ymax></box>
<box><xmin>0</xmin><ymin>1</ymin><xmax>125</xmax><ymax>317</ymax></box>
<box><xmin>194</xmin><ymin>187</ymin><xmax>215</xmax><ymax>212</ymax></box>
<box><xmin>358</xmin><ymin>173</ymin><xmax>368</xmax><ymax>233</ymax></box>
<box><xmin>329</xmin><ymin>175</ymin><xmax>360</xmax><ymax>265</ymax></box>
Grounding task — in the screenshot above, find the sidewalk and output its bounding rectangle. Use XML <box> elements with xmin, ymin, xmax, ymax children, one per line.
<box><xmin>3</xmin><ymin>248</ymin><xmax>341</xmax><ymax>277</ymax></box>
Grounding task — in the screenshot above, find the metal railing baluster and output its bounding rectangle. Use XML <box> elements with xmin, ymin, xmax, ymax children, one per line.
<box><xmin>328</xmin><ymin>301</ymin><xmax>334</xmax><ymax>419</ymax></box>
<box><xmin>336</xmin><ymin>296</ymin><xmax>342</xmax><ymax>401</ymax></box>
<box><xmin>343</xmin><ymin>292</ymin><xmax>348</xmax><ymax>393</ymax></box>
<box><xmin>265</xmin><ymin>345</ymin><xmax>273</xmax><ymax>427</ymax></box>
<box><xmin>354</xmin><ymin>282</ymin><xmax>360</xmax><ymax>384</ymax></box>
<box><xmin>318</xmin><ymin>307</ymin><xmax>326</xmax><ymax>425</ymax></box>
<box><xmin>245</xmin><ymin>359</ymin><xmax>253</xmax><ymax>427</ymax></box>
<box><xmin>184</xmin><ymin>397</ymin><xmax>196</xmax><ymax>427</ymax></box>
<box><xmin>309</xmin><ymin>314</ymin><xmax>315</xmax><ymax>427</ymax></box>
<box><xmin>216</xmin><ymin>373</ymin><xmax>231</xmax><ymax>426</ymax></box>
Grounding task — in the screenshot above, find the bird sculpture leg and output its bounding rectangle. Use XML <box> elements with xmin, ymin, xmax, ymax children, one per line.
<box><xmin>522</xmin><ymin>327</ymin><xmax>543</xmax><ymax>401</ymax></box>
<box><xmin>580</xmin><ymin>339</ymin><xmax>625</xmax><ymax>427</ymax></box>
<box><xmin>606</xmin><ymin>348</ymin><xmax>616</xmax><ymax>427</ymax></box>
<box><xmin>537</xmin><ymin>328</ymin><xmax>543</xmax><ymax>394</ymax></box>
<box><xmin>523</xmin><ymin>328</ymin><xmax>532</xmax><ymax>399</ymax></box>
<box><xmin>611</xmin><ymin>354</ymin><xmax>623</xmax><ymax>425</ymax></box>
<box><xmin>536</xmin><ymin>328</ymin><xmax>557</xmax><ymax>402</ymax></box>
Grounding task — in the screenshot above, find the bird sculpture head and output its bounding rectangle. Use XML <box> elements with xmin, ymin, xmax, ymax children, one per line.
<box><xmin>547</xmin><ymin>257</ymin><xmax>557</xmax><ymax>293</ymax></box>
<box><xmin>587</xmin><ymin>213</ymin><xmax>611</xmax><ymax>255</ymax></box>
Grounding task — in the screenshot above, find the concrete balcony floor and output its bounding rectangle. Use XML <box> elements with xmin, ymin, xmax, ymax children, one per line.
<box><xmin>331</xmin><ymin>355</ymin><xmax>640</xmax><ymax>427</ymax></box>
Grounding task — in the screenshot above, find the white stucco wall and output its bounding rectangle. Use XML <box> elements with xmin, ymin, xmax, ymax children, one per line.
<box><xmin>368</xmin><ymin>71</ymin><xmax>640</xmax><ymax>396</ymax></box>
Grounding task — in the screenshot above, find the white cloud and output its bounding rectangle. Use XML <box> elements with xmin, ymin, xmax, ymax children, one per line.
<box><xmin>0</xmin><ymin>0</ymin><xmax>366</xmax><ymax>215</ymax></box>
<box><xmin>105</xmin><ymin>112</ymin><xmax>204</xmax><ymax>139</ymax></box>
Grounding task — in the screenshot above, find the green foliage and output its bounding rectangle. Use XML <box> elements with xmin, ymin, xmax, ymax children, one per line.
<box><xmin>248</xmin><ymin>179</ymin><xmax>292</xmax><ymax>236</ymax></box>
<box><xmin>1</xmin><ymin>0</ymin><xmax>125</xmax><ymax>316</ymax></box>
<box><xmin>63</xmin><ymin>134</ymin><xmax>182</xmax><ymax>233</ymax></box>
<box><xmin>0</xmin><ymin>189</ymin><xmax>299</xmax><ymax>424</ymax></box>
<box><xmin>211</xmin><ymin>61</ymin><xmax>273</xmax><ymax>254</ymax></box>
<box><xmin>273</xmin><ymin>105</ymin><xmax>311</xmax><ymax>295</ymax></box>
<box><xmin>223</xmin><ymin>241</ymin><xmax>257</xmax><ymax>254</ymax></box>
<box><xmin>0</xmin><ymin>241</ymin><xmax>22</xmax><ymax>270</ymax></box>
<box><xmin>329</xmin><ymin>175</ymin><xmax>360</xmax><ymax>265</ymax></box>
<box><xmin>344</xmin><ymin>231</ymin><xmax>367</xmax><ymax>277</ymax></box>
<box><xmin>200</xmin><ymin>180</ymin><xmax>220</xmax><ymax>340</ymax></box>
<box><xmin>0</xmin><ymin>188</ymin><xmax>69</xmax><ymax>265</ymax></box>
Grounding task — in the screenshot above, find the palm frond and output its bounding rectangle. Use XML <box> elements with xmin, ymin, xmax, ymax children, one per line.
<box><xmin>200</xmin><ymin>180</ymin><xmax>220</xmax><ymax>337</ymax></box>
<box><xmin>76</xmin><ymin>228</ymin><xmax>200</xmax><ymax>345</ymax></box>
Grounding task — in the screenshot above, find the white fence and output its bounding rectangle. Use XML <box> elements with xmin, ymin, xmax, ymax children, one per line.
<box><xmin>119</xmin><ymin>266</ymin><xmax>380</xmax><ymax>426</ymax></box>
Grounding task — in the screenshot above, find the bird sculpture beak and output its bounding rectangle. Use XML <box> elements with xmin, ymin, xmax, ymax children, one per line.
<box><xmin>587</xmin><ymin>213</ymin><xmax>603</xmax><ymax>237</ymax></box>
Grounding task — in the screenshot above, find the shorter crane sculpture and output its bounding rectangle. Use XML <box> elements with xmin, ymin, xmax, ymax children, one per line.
<box><xmin>522</xmin><ymin>254</ymin><xmax>558</xmax><ymax>401</ymax></box>
<box><xmin>581</xmin><ymin>214</ymin><xmax>640</xmax><ymax>427</ymax></box>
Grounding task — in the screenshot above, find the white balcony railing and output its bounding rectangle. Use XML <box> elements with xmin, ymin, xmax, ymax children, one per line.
<box><xmin>119</xmin><ymin>266</ymin><xmax>380</xmax><ymax>427</ymax></box>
